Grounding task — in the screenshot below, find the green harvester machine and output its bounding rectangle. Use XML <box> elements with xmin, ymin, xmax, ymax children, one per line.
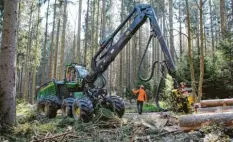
<box><xmin>36</xmin><ymin>63</ymin><xmax>125</xmax><ymax>122</ymax></box>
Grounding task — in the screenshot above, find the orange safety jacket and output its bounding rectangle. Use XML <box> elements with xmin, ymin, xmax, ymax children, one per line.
<box><xmin>132</xmin><ymin>88</ymin><xmax>147</xmax><ymax>102</ymax></box>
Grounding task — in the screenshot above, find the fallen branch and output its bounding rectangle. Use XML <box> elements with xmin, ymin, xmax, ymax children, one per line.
<box><xmin>32</xmin><ymin>131</ymin><xmax>73</xmax><ymax>142</ymax></box>
<box><xmin>67</xmin><ymin>134</ymin><xmax>80</xmax><ymax>139</ymax></box>
<box><xmin>59</xmin><ymin>133</ymin><xmax>67</xmax><ymax>142</ymax></box>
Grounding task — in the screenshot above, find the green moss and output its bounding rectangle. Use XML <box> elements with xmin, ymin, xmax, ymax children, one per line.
<box><xmin>143</xmin><ymin>103</ymin><xmax>160</xmax><ymax>112</ymax></box>
<box><xmin>14</xmin><ymin>123</ymin><xmax>32</xmax><ymax>137</ymax></box>
<box><xmin>35</xmin><ymin>122</ymin><xmax>57</xmax><ymax>133</ymax></box>
<box><xmin>16</xmin><ymin>102</ymin><xmax>36</xmax><ymax>124</ymax></box>
<box><xmin>14</xmin><ymin>117</ymin><xmax>61</xmax><ymax>139</ymax></box>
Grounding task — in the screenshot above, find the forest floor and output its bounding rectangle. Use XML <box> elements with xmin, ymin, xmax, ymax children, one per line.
<box><xmin>1</xmin><ymin>102</ymin><xmax>233</xmax><ymax>142</ymax></box>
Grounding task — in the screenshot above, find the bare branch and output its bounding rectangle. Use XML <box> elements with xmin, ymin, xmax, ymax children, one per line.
<box><xmin>33</xmin><ymin>131</ymin><xmax>73</xmax><ymax>142</ymax></box>
<box><xmin>171</xmin><ymin>28</ymin><xmax>188</xmax><ymax>39</ymax></box>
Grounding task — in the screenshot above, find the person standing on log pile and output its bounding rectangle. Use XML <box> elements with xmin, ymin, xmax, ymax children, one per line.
<box><xmin>132</xmin><ymin>85</ymin><xmax>148</xmax><ymax>115</ymax></box>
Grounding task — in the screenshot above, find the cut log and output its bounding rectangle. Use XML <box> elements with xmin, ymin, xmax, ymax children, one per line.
<box><xmin>200</xmin><ymin>98</ymin><xmax>233</xmax><ymax>107</ymax></box>
<box><xmin>179</xmin><ymin>112</ymin><xmax>233</xmax><ymax>131</ymax></box>
<box><xmin>197</xmin><ymin>106</ymin><xmax>233</xmax><ymax>114</ymax></box>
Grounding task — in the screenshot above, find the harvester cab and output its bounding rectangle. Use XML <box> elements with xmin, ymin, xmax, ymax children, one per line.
<box><xmin>64</xmin><ymin>63</ymin><xmax>88</xmax><ymax>92</ymax></box>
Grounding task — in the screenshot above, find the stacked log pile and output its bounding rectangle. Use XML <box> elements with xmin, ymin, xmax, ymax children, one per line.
<box><xmin>179</xmin><ymin>98</ymin><xmax>233</xmax><ymax>131</ymax></box>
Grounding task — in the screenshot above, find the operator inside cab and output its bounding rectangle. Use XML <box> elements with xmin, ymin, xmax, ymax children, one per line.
<box><xmin>66</xmin><ymin>67</ymin><xmax>77</xmax><ymax>82</ymax></box>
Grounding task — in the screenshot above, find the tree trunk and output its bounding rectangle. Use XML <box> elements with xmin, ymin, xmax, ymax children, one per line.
<box><xmin>16</xmin><ymin>1</ymin><xmax>21</xmax><ymax>96</ymax></box>
<box><xmin>84</xmin><ymin>0</ymin><xmax>90</xmax><ymax>65</ymax></box>
<box><xmin>200</xmin><ymin>98</ymin><xmax>233</xmax><ymax>107</ymax></box>
<box><xmin>197</xmin><ymin>0</ymin><xmax>204</xmax><ymax>102</ymax></box>
<box><xmin>101</xmin><ymin>0</ymin><xmax>108</xmax><ymax>86</ymax></box>
<box><xmin>169</xmin><ymin>0</ymin><xmax>175</xmax><ymax>61</ymax></box>
<box><xmin>162</xmin><ymin>0</ymin><xmax>167</xmax><ymax>49</ymax></box>
<box><xmin>72</xmin><ymin>12</ymin><xmax>77</xmax><ymax>63</ymax></box>
<box><xmin>54</xmin><ymin>2</ymin><xmax>62</xmax><ymax>78</ymax></box>
<box><xmin>119</xmin><ymin>0</ymin><xmax>124</xmax><ymax>96</ymax></box>
<box><xmin>49</xmin><ymin>0</ymin><xmax>57</xmax><ymax>79</ymax></box>
<box><xmin>138</xmin><ymin>26</ymin><xmax>142</xmax><ymax>61</ymax></box>
<box><xmin>133</xmin><ymin>35</ymin><xmax>137</xmax><ymax>85</ymax></box>
<box><xmin>54</xmin><ymin>21</ymin><xmax>60</xmax><ymax>79</ymax></box>
<box><xmin>127</xmin><ymin>41</ymin><xmax>131</xmax><ymax>89</ymax></box>
<box><xmin>90</xmin><ymin>0</ymin><xmax>95</xmax><ymax>65</ymax></box>
<box><xmin>72</xmin><ymin>33</ymin><xmax>76</xmax><ymax>63</ymax></box>
<box><xmin>179</xmin><ymin>1</ymin><xmax>182</xmax><ymax>58</ymax></box>
<box><xmin>196</xmin><ymin>9</ymin><xmax>200</xmax><ymax>55</ymax></box>
<box><xmin>186</xmin><ymin>0</ymin><xmax>197</xmax><ymax>103</ymax></box>
<box><xmin>42</xmin><ymin>0</ymin><xmax>50</xmax><ymax>84</ymax></box>
<box><xmin>22</xmin><ymin>4</ymin><xmax>33</xmax><ymax>101</ymax></box>
<box><xmin>204</xmin><ymin>25</ymin><xmax>207</xmax><ymax>55</ymax></box>
<box><xmin>32</xmin><ymin>0</ymin><xmax>42</xmax><ymax>103</ymax></box>
<box><xmin>95</xmin><ymin>0</ymin><xmax>100</xmax><ymax>54</ymax></box>
<box><xmin>232</xmin><ymin>0</ymin><xmax>233</xmax><ymax>30</ymax></box>
<box><xmin>179</xmin><ymin>112</ymin><xmax>233</xmax><ymax>131</ymax></box>
<box><xmin>31</xmin><ymin>69</ymin><xmax>37</xmax><ymax>103</ymax></box>
<box><xmin>101</xmin><ymin>0</ymin><xmax>106</xmax><ymax>41</ymax></box>
<box><xmin>155</xmin><ymin>21</ymin><xmax>161</xmax><ymax>93</ymax></box>
<box><xmin>28</xmin><ymin>22</ymin><xmax>34</xmax><ymax>102</ymax></box>
<box><xmin>76</xmin><ymin>0</ymin><xmax>82</xmax><ymax>63</ymax></box>
<box><xmin>19</xmin><ymin>63</ymin><xmax>23</xmax><ymax>98</ymax></box>
<box><xmin>0</xmin><ymin>0</ymin><xmax>18</xmax><ymax>126</ymax></box>
<box><xmin>59</xmin><ymin>0</ymin><xmax>67</xmax><ymax>80</ymax></box>
<box><xmin>209</xmin><ymin>0</ymin><xmax>214</xmax><ymax>53</ymax></box>
<box><xmin>16</xmin><ymin>0</ymin><xmax>21</xmax><ymax>92</ymax></box>
<box><xmin>197</xmin><ymin>106</ymin><xmax>233</xmax><ymax>114</ymax></box>
<box><xmin>152</xmin><ymin>35</ymin><xmax>156</xmax><ymax>97</ymax></box>
<box><xmin>17</xmin><ymin>0</ymin><xmax>21</xmax><ymax>49</ymax></box>
<box><xmin>220</xmin><ymin>0</ymin><xmax>226</xmax><ymax>37</ymax></box>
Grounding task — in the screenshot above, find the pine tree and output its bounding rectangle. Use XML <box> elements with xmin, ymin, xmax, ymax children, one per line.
<box><xmin>0</xmin><ymin>0</ymin><xmax>18</xmax><ymax>126</ymax></box>
<box><xmin>59</xmin><ymin>0</ymin><xmax>67</xmax><ymax>80</ymax></box>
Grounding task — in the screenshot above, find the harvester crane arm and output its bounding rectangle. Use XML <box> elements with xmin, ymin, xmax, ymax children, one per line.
<box><xmin>85</xmin><ymin>4</ymin><xmax>176</xmax><ymax>84</ymax></box>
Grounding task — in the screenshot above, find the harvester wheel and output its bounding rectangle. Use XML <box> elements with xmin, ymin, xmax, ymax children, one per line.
<box><xmin>105</xmin><ymin>96</ymin><xmax>125</xmax><ymax>118</ymax></box>
<box><xmin>37</xmin><ymin>100</ymin><xmax>57</xmax><ymax>118</ymax></box>
<box><xmin>61</xmin><ymin>98</ymin><xmax>75</xmax><ymax>117</ymax></box>
<box><xmin>72</xmin><ymin>98</ymin><xmax>93</xmax><ymax>122</ymax></box>
<box><xmin>37</xmin><ymin>96</ymin><xmax>60</xmax><ymax>118</ymax></box>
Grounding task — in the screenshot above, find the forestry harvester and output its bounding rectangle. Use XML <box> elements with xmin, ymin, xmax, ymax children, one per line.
<box><xmin>36</xmin><ymin>4</ymin><xmax>193</xmax><ymax>121</ymax></box>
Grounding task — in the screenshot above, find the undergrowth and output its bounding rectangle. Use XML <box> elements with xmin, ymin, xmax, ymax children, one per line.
<box><xmin>143</xmin><ymin>103</ymin><xmax>161</xmax><ymax>112</ymax></box>
<box><xmin>2</xmin><ymin>102</ymin><xmax>123</xmax><ymax>141</ymax></box>
<box><xmin>125</xmin><ymin>101</ymin><xmax>167</xmax><ymax>113</ymax></box>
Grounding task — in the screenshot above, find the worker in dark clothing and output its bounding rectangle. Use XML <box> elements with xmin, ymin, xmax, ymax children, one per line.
<box><xmin>132</xmin><ymin>85</ymin><xmax>148</xmax><ymax>114</ymax></box>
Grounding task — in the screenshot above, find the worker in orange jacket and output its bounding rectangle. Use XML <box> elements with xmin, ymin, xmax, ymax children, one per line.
<box><xmin>132</xmin><ymin>85</ymin><xmax>147</xmax><ymax>114</ymax></box>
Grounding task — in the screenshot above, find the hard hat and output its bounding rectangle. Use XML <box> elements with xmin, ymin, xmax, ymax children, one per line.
<box><xmin>140</xmin><ymin>85</ymin><xmax>144</xmax><ymax>88</ymax></box>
